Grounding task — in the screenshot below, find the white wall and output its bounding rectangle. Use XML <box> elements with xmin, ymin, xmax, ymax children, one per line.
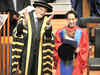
<box><xmin>55</xmin><ymin>0</ymin><xmax>71</xmax><ymax>3</ymax></box>
<box><xmin>31</xmin><ymin>0</ymin><xmax>71</xmax><ymax>3</ymax></box>
<box><xmin>30</xmin><ymin>0</ymin><xmax>72</xmax><ymax>11</ymax></box>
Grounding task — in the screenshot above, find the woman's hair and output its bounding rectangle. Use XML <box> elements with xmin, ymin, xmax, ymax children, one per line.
<box><xmin>65</xmin><ymin>10</ymin><xmax>78</xmax><ymax>18</ymax></box>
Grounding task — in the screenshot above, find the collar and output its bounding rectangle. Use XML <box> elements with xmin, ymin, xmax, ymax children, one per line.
<box><xmin>33</xmin><ymin>12</ymin><xmax>38</xmax><ymax>24</ymax></box>
<box><xmin>65</xmin><ymin>25</ymin><xmax>77</xmax><ymax>32</ymax></box>
<box><xmin>33</xmin><ymin>12</ymin><xmax>38</xmax><ymax>19</ymax></box>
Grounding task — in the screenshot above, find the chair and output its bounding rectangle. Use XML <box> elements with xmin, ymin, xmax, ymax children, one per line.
<box><xmin>79</xmin><ymin>17</ymin><xmax>100</xmax><ymax>75</ymax></box>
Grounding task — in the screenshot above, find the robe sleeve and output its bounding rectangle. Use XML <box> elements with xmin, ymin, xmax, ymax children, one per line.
<box><xmin>11</xmin><ymin>16</ymin><xmax>27</xmax><ymax>73</ymax></box>
<box><xmin>53</xmin><ymin>30</ymin><xmax>62</xmax><ymax>69</ymax></box>
<box><xmin>73</xmin><ymin>29</ymin><xmax>89</xmax><ymax>75</ymax></box>
<box><xmin>79</xmin><ymin>30</ymin><xmax>89</xmax><ymax>70</ymax></box>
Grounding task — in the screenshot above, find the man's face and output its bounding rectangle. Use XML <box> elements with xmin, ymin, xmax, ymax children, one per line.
<box><xmin>67</xmin><ymin>13</ymin><xmax>77</xmax><ymax>27</ymax></box>
<box><xmin>35</xmin><ymin>6</ymin><xmax>47</xmax><ymax>19</ymax></box>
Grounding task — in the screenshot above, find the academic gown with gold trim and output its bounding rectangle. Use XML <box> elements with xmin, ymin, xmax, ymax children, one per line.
<box><xmin>12</xmin><ymin>11</ymin><xmax>54</xmax><ymax>75</ymax></box>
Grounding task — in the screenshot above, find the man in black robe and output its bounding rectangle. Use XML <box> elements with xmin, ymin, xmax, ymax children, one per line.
<box><xmin>12</xmin><ymin>1</ymin><xmax>53</xmax><ymax>75</ymax></box>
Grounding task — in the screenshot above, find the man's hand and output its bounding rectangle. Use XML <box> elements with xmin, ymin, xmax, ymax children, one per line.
<box><xmin>75</xmin><ymin>48</ymin><xmax>80</xmax><ymax>53</ymax></box>
<box><xmin>44</xmin><ymin>13</ymin><xmax>54</xmax><ymax>40</ymax></box>
<box><xmin>17</xmin><ymin>64</ymin><xmax>22</xmax><ymax>74</ymax></box>
<box><xmin>45</xmin><ymin>13</ymin><xmax>55</xmax><ymax>30</ymax></box>
<box><xmin>46</xmin><ymin>12</ymin><xmax>55</xmax><ymax>25</ymax></box>
<box><xmin>23</xmin><ymin>9</ymin><xmax>28</xmax><ymax>25</ymax></box>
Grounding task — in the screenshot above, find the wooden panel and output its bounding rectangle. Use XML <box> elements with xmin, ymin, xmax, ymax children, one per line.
<box><xmin>83</xmin><ymin>69</ymin><xmax>100</xmax><ymax>75</ymax></box>
<box><xmin>89</xmin><ymin>70</ymin><xmax>100</xmax><ymax>75</ymax></box>
<box><xmin>3</xmin><ymin>23</ymin><xmax>6</xmax><ymax>75</ymax></box>
<box><xmin>86</xmin><ymin>23</ymin><xmax>99</xmax><ymax>41</ymax></box>
<box><xmin>7</xmin><ymin>13</ymin><xmax>10</xmax><ymax>75</ymax></box>
<box><xmin>51</xmin><ymin>19</ymin><xmax>66</xmax><ymax>34</ymax></box>
<box><xmin>82</xmin><ymin>0</ymin><xmax>90</xmax><ymax>17</ymax></box>
<box><xmin>0</xmin><ymin>28</ymin><xmax>1</xmax><ymax>75</ymax></box>
<box><xmin>0</xmin><ymin>12</ymin><xmax>11</xmax><ymax>75</ymax></box>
